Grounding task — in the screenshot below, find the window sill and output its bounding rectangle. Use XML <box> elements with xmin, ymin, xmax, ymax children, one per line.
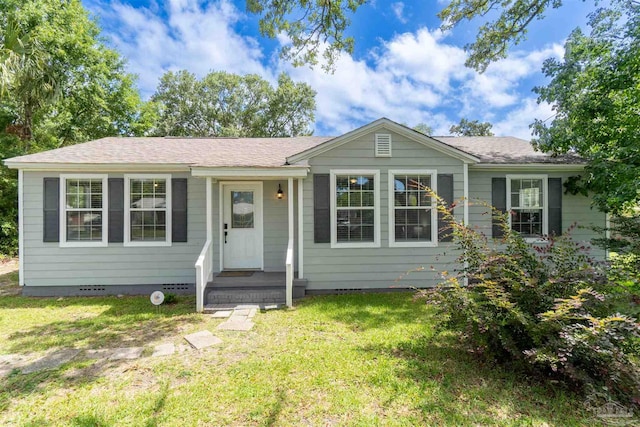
<box><xmin>59</xmin><ymin>241</ymin><xmax>108</xmax><ymax>248</ymax></box>
<box><xmin>123</xmin><ymin>241</ymin><xmax>172</xmax><ymax>248</ymax></box>
<box><xmin>389</xmin><ymin>241</ymin><xmax>438</xmax><ymax>248</ymax></box>
<box><xmin>330</xmin><ymin>241</ymin><xmax>380</xmax><ymax>249</ymax></box>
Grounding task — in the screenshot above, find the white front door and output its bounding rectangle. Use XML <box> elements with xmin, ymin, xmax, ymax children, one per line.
<box><xmin>222</xmin><ymin>182</ymin><xmax>263</xmax><ymax>269</ymax></box>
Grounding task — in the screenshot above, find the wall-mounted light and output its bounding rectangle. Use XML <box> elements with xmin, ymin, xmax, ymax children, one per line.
<box><xmin>349</xmin><ymin>177</ymin><xmax>358</xmax><ymax>184</ymax></box>
<box><xmin>277</xmin><ymin>183</ymin><xmax>284</xmax><ymax>200</ymax></box>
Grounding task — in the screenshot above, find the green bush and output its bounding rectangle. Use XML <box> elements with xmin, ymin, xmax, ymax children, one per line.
<box><xmin>422</xmin><ymin>201</ymin><xmax>640</xmax><ymax>408</ymax></box>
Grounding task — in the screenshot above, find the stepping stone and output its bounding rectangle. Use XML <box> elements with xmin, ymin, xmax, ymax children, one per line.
<box><xmin>248</xmin><ymin>308</ymin><xmax>257</xmax><ymax>319</ymax></box>
<box><xmin>21</xmin><ymin>349</ymin><xmax>80</xmax><ymax>374</ymax></box>
<box><xmin>229</xmin><ymin>315</ymin><xmax>248</xmax><ymax>322</ymax></box>
<box><xmin>217</xmin><ymin>320</ymin><xmax>255</xmax><ymax>331</ymax></box>
<box><xmin>184</xmin><ymin>331</ymin><xmax>222</xmax><ymax>350</ymax></box>
<box><xmin>151</xmin><ymin>343</ymin><xmax>175</xmax><ymax>357</ymax></box>
<box><xmin>85</xmin><ymin>349</ymin><xmax>115</xmax><ymax>360</ymax></box>
<box><xmin>109</xmin><ymin>347</ymin><xmax>144</xmax><ymax>360</ymax></box>
<box><xmin>233</xmin><ymin>309</ymin><xmax>251</xmax><ymax>316</ymax></box>
<box><xmin>210</xmin><ymin>310</ymin><xmax>232</xmax><ymax>318</ymax></box>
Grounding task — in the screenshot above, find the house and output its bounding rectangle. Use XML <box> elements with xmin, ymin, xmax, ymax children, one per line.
<box><xmin>3</xmin><ymin>118</ymin><xmax>605</xmax><ymax>311</ymax></box>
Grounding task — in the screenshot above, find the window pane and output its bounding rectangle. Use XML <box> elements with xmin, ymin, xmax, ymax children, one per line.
<box><xmin>334</xmin><ymin>174</ymin><xmax>376</xmax><ymax>243</ymax></box>
<box><xmin>511</xmin><ymin>209</ymin><xmax>543</xmax><ymax>237</ymax></box>
<box><xmin>66</xmin><ymin>211</ymin><xmax>102</xmax><ymax>241</ymax></box>
<box><xmin>232</xmin><ymin>191</ymin><xmax>254</xmax><ymax>228</ymax></box>
<box><xmin>394</xmin><ymin>208</ymin><xmax>432</xmax><ymax>242</ymax></box>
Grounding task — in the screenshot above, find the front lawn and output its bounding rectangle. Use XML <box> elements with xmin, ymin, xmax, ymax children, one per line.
<box><xmin>0</xmin><ymin>273</ymin><xmax>605</xmax><ymax>425</ymax></box>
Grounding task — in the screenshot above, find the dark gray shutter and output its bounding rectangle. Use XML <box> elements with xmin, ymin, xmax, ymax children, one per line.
<box><xmin>43</xmin><ymin>178</ymin><xmax>60</xmax><ymax>242</ymax></box>
<box><xmin>548</xmin><ymin>177</ymin><xmax>562</xmax><ymax>236</ymax></box>
<box><xmin>313</xmin><ymin>174</ymin><xmax>330</xmax><ymax>243</ymax></box>
<box><xmin>492</xmin><ymin>177</ymin><xmax>507</xmax><ymax>238</ymax></box>
<box><xmin>172</xmin><ymin>178</ymin><xmax>188</xmax><ymax>242</ymax></box>
<box><xmin>437</xmin><ymin>174</ymin><xmax>454</xmax><ymax>242</ymax></box>
<box><xmin>108</xmin><ymin>178</ymin><xmax>124</xmax><ymax>243</ymax></box>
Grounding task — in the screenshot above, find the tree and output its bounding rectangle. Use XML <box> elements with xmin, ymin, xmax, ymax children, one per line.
<box><xmin>150</xmin><ymin>70</ymin><xmax>316</xmax><ymax>137</ymax></box>
<box><xmin>531</xmin><ymin>3</ymin><xmax>640</xmax><ymax>214</ymax></box>
<box><xmin>247</xmin><ymin>0</ymin><xmax>607</xmax><ymax>72</ymax></box>
<box><xmin>449</xmin><ymin>118</ymin><xmax>494</xmax><ymax>136</ymax></box>
<box><xmin>413</xmin><ymin>123</ymin><xmax>434</xmax><ymax>135</ymax></box>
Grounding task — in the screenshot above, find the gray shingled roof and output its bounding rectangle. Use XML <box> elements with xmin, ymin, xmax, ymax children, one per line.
<box><xmin>4</xmin><ymin>134</ymin><xmax>582</xmax><ymax>167</ymax></box>
<box><xmin>435</xmin><ymin>136</ymin><xmax>584</xmax><ymax>164</ymax></box>
<box><xmin>5</xmin><ymin>136</ymin><xmax>333</xmax><ymax>167</ymax></box>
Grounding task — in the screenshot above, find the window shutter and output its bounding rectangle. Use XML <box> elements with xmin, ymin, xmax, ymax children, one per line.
<box><xmin>437</xmin><ymin>174</ymin><xmax>454</xmax><ymax>242</ymax></box>
<box><xmin>492</xmin><ymin>178</ymin><xmax>507</xmax><ymax>238</ymax></box>
<box><xmin>172</xmin><ymin>178</ymin><xmax>188</xmax><ymax>242</ymax></box>
<box><xmin>375</xmin><ymin>134</ymin><xmax>392</xmax><ymax>157</ymax></box>
<box><xmin>108</xmin><ymin>178</ymin><xmax>124</xmax><ymax>243</ymax></box>
<box><xmin>43</xmin><ymin>178</ymin><xmax>60</xmax><ymax>242</ymax></box>
<box><xmin>548</xmin><ymin>177</ymin><xmax>562</xmax><ymax>236</ymax></box>
<box><xmin>313</xmin><ymin>174</ymin><xmax>330</xmax><ymax>243</ymax></box>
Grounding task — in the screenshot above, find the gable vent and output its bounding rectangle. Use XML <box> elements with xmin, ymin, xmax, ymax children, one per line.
<box><xmin>375</xmin><ymin>134</ymin><xmax>392</xmax><ymax>157</ymax></box>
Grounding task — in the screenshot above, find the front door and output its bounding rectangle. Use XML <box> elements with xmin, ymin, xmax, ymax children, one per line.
<box><xmin>222</xmin><ymin>182</ymin><xmax>263</xmax><ymax>269</ymax></box>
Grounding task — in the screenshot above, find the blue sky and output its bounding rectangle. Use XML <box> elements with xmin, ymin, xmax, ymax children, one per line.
<box><xmin>82</xmin><ymin>0</ymin><xmax>598</xmax><ymax>138</ymax></box>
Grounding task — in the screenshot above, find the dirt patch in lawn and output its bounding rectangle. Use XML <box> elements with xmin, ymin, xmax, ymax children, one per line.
<box><xmin>0</xmin><ymin>258</ymin><xmax>19</xmax><ymax>296</ymax></box>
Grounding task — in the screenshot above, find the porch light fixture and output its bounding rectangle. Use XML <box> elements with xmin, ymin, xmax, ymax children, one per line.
<box><xmin>277</xmin><ymin>183</ymin><xmax>284</xmax><ymax>199</ymax></box>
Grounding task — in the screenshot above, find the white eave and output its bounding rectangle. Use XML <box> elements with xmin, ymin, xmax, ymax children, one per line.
<box><xmin>470</xmin><ymin>163</ymin><xmax>586</xmax><ymax>171</ymax></box>
<box><xmin>286</xmin><ymin>118</ymin><xmax>480</xmax><ymax>165</ymax></box>
<box><xmin>190</xmin><ymin>166</ymin><xmax>310</xmax><ymax>178</ymax></box>
<box><xmin>3</xmin><ymin>162</ymin><xmax>191</xmax><ymax>172</ymax></box>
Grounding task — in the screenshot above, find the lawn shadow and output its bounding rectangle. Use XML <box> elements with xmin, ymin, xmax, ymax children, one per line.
<box><xmin>358</xmin><ymin>332</ymin><xmax>596</xmax><ymax>425</ymax></box>
<box><xmin>2</xmin><ymin>296</ymin><xmax>200</xmax><ymax>354</ymax></box>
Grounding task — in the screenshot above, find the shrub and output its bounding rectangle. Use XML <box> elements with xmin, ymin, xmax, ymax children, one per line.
<box><xmin>421</xmin><ymin>197</ymin><xmax>640</xmax><ymax>408</ymax></box>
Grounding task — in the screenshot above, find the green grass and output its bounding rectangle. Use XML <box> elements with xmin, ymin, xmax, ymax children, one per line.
<box><xmin>0</xmin><ymin>274</ymin><xmax>606</xmax><ymax>426</ymax></box>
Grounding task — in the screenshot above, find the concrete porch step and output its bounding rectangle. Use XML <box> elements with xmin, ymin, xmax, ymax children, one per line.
<box><xmin>205</xmin><ymin>284</ymin><xmax>306</xmax><ymax>305</ymax></box>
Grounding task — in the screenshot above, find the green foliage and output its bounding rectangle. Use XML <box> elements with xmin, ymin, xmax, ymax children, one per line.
<box><xmin>449</xmin><ymin>118</ymin><xmax>494</xmax><ymax>136</ymax></box>
<box><xmin>247</xmin><ymin>0</ymin><xmax>367</xmax><ymax>70</ymax></box>
<box><xmin>0</xmin><ymin>0</ymin><xmax>148</xmax><ymax>255</ymax></box>
<box><xmin>422</xmin><ymin>199</ymin><xmax>640</xmax><ymax>408</ymax></box>
<box><xmin>532</xmin><ymin>3</ymin><xmax>640</xmax><ymax>214</ymax></box>
<box><xmin>412</xmin><ymin>123</ymin><xmax>434</xmax><ymax>135</ymax></box>
<box><xmin>150</xmin><ymin>70</ymin><xmax>316</xmax><ymax>137</ymax></box>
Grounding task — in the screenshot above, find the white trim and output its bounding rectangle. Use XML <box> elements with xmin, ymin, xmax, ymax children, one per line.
<box><xmin>287</xmin><ymin>118</ymin><xmax>480</xmax><ymax>164</ymax></box>
<box><xmin>206</xmin><ymin>178</ymin><xmax>213</xmax><ymax>242</ymax></box>
<box><xmin>18</xmin><ymin>170</ymin><xmax>24</xmax><ymax>287</ymax></box>
<box><xmin>471</xmin><ymin>163</ymin><xmax>585</xmax><ymax>171</ymax></box>
<box><xmin>124</xmin><ymin>174</ymin><xmax>172</xmax><ymax>247</ymax></box>
<box><xmin>388</xmin><ymin>170</ymin><xmax>438</xmax><ymax>248</ymax></box>
<box><xmin>506</xmin><ymin>174</ymin><xmax>549</xmax><ymax>242</ymax></box>
<box><xmin>59</xmin><ymin>174</ymin><xmax>108</xmax><ymax>248</ymax></box>
<box><xmin>463</xmin><ymin>163</ymin><xmax>469</xmax><ymax>225</ymax></box>
<box><xmin>288</xmin><ymin>178</ymin><xmax>294</xmax><ymax>275</ymax></box>
<box><xmin>5</xmin><ymin>163</ymin><xmax>189</xmax><ymax>172</ymax></box>
<box><xmin>297</xmin><ymin>178</ymin><xmax>304</xmax><ymax>279</ymax></box>
<box><xmin>220</xmin><ymin>181</ymin><xmax>264</xmax><ymax>270</ymax></box>
<box><xmin>191</xmin><ymin>167</ymin><xmax>309</xmax><ymax>178</ymax></box>
<box><xmin>218</xmin><ymin>181</ymin><xmax>224</xmax><ymax>272</ymax></box>
<box><xmin>330</xmin><ymin>169</ymin><xmax>381</xmax><ymax>249</ymax></box>
<box><xmin>374</xmin><ymin>133</ymin><xmax>392</xmax><ymax>157</ymax></box>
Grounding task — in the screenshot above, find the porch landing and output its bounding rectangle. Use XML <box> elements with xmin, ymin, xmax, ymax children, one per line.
<box><xmin>205</xmin><ymin>272</ymin><xmax>306</xmax><ymax>305</ymax></box>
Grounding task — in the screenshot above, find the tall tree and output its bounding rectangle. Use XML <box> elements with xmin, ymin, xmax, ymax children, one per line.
<box><xmin>449</xmin><ymin>118</ymin><xmax>494</xmax><ymax>136</ymax></box>
<box><xmin>413</xmin><ymin>123</ymin><xmax>434</xmax><ymax>135</ymax></box>
<box><xmin>531</xmin><ymin>3</ymin><xmax>640</xmax><ymax>214</ymax></box>
<box><xmin>150</xmin><ymin>70</ymin><xmax>316</xmax><ymax>137</ymax></box>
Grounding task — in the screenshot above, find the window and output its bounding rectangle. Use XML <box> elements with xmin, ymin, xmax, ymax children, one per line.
<box><xmin>61</xmin><ymin>175</ymin><xmax>107</xmax><ymax>246</ymax></box>
<box><xmin>125</xmin><ymin>175</ymin><xmax>172</xmax><ymax>246</ymax></box>
<box><xmin>507</xmin><ymin>175</ymin><xmax>548</xmax><ymax>239</ymax></box>
<box><xmin>330</xmin><ymin>170</ymin><xmax>380</xmax><ymax>248</ymax></box>
<box><xmin>389</xmin><ymin>170</ymin><xmax>437</xmax><ymax>247</ymax></box>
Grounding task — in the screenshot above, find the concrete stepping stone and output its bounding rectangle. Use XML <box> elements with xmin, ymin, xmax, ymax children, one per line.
<box><xmin>233</xmin><ymin>309</ymin><xmax>251</xmax><ymax>316</ymax></box>
<box><xmin>248</xmin><ymin>308</ymin><xmax>257</xmax><ymax>319</ymax></box>
<box><xmin>0</xmin><ymin>354</ymin><xmax>31</xmax><ymax>377</ymax></box>
<box><xmin>85</xmin><ymin>349</ymin><xmax>115</xmax><ymax>360</ymax></box>
<box><xmin>108</xmin><ymin>347</ymin><xmax>144</xmax><ymax>360</ymax></box>
<box><xmin>217</xmin><ymin>320</ymin><xmax>255</xmax><ymax>331</ymax></box>
<box><xmin>21</xmin><ymin>349</ymin><xmax>80</xmax><ymax>374</ymax></box>
<box><xmin>184</xmin><ymin>330</ymin><xmax>222</xmax><ymax>349</ymax></box>
<box><xmin>151</xmin><ymin>343</ymin><xmax>175</xmax><ymax>357</ymax></box>
<box><xmin>210</xmin><ymin>310</ymin><xmax>233</xmax><ymax>318</ymax></box>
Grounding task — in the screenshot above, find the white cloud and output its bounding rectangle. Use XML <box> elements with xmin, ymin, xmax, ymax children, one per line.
<box><xmin>391</xmin><ymin>2</ymin><xmax>408</xmax><ymax>24</ymax></box>
<box><xmin>90</xmin><ymin>0</ymin><xmax>269</xmax><ymax>97</ymax></box>
<box><xmin>492</xmin><ymin>98</ymin><xmax>555</xmax><ymax>140</ymax></box>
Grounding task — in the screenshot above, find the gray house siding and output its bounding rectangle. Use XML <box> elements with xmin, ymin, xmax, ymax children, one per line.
<box><xmin>468</xmin><ymin>170</ymin><xmax>606</xmax><ymax>257</ymax></box>
<box><xmin>302</xmin><ymin>130</ymin><xmax>465</xmax><ymax>291</ymax></box>
<box><xmin>22</xmin><ymin>171</ymin><xmax>206</xmax><ymax>293</ymax></box>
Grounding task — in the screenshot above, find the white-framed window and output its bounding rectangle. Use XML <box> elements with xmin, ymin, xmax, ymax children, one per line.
<box><xmin>330</xmin><ymin>169</ymin><xmax>380</xmax><ymax>248</ymax></box>
<box><xmin>506</xmin><ymin>175</ymin><xmax>548</xmax><ymax>240</ymax></box>
<box><xmin>60</xmin><ymin>174</ymin><xmax>108</xmax><ymax>247</ymax></box>
<box><xmin>388</xmin><ymin>170</ymin><xmax>438</xmax><ymax>247</ymax></box>
<box><xmin>124</xmin><ymin>174</ymin><xmax>172</xmax><ymax>246</ymax></box>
